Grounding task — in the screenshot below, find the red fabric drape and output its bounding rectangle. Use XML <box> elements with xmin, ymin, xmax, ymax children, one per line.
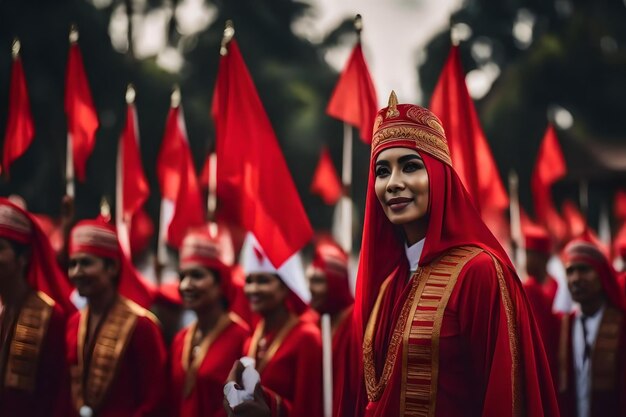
<box><xmin>156</xmin><ymin>105</ymin><xmax>205</xmax><ymax>248</ymax></box>
<box><xmin>326</xmin><ymin>44</ymin><xmax>378</xmax><ymax>144</ymax></box>
<box><xmin>531</xmin><ymin>125</ymin><xmax>568</xmax><ymax>241</ymax></box>
<box><xmin>64</xmin><ymin>43</ymin><xmax>98</xmax><ymax>182</ymax></box>
<box><xmin>3</xmin><ymin>54</ymin><xmax>34</xmax><ymax>177</ymax></box>
<box><xmin>310</xmin><ymin>147</ymin><xmax>343</xmax><ymax>206</ymax></box>
<box><xmin>212</xmin><ymin>40</ymin><xmax>312</xmax><ymax>268</ymax></box>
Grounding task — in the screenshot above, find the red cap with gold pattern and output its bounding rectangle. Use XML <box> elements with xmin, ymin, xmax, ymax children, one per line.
<box><xmin>371</xmin><ymin>91</ymin><xmax>451</xmax><ymax>165</ymax></box>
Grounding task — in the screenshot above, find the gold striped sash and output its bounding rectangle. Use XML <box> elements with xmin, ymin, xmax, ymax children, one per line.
<box><xmin>4</xmin><ymin>291</ymin><xmax>54</xmax><ymax>391</ymax></box>
<box><xmin>400</xmin><ymin>246</ymin><xmax>483</xmax><ymax>417</ymax></box>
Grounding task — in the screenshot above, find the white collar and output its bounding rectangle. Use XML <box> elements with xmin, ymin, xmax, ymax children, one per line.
<box><xmin>405</xmin><ymin>239</ymin><xmax>425</xmax><ymax>272</ymax></box>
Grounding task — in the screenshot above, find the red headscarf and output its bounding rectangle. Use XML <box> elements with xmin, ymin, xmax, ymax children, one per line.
<box><xmin>562</xmin><ymin>232</ymin><xmax>626</xmax><ymax>312</ymax></box>
<box><xmin>354</xmin><ymin>93</ymin><xmax>514</xmax><ymax>339</ymax></box>
<box><xmin>0</xmin><ymin>198</ymin><xmax>76</xmax><ymax>315</ymax></box>
<box><xmin>69</xmin><ymin>217</ymin><xmax>155</xmax><ymax>309</ymax></box>
<box><xmin>311</xmin><ymin>236</ymin><xmax>353</xmax><ymax>314</ymax></box>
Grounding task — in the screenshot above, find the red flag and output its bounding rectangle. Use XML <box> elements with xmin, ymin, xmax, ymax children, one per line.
<box><xmin>213</xmin><ymin>40</ymin><xmax>313</xmax><ymax>267</ymax></box>
<box><xmin>116</xmin><ymin>99</ymin><xmax>150</xmax><ymax>256</ymax></box>
<box><xmin>156</xmin><ymin>102</ymin><xmax>204</xmax><ymax>247</ymax></box>
<box><xmin>429</xmin><ymin>45</ymin><xmax>509</xmax><ymax>223</ymax></box>
<box><xmin>326</xmin><ymin>44</ymin><xmax>378</xmax><ymax>144</ymax></box>
<box><xmin>65</xmin><ymin>41</ymin><xmax>99</xmax><ymax>182</ymax></box>
<box><xmin>614</xmin><ymin>189</ymin><xmax>626</xmax><ymax>221</ymax></box>
<box><xmin>3</xmin><ymin>47</ymin><xmax>34</xmax><ymax>177</ymax></box>
<box><xmin>310</xmin><ymin>146</ymin><xmax>343</xmax><ymax>205</ymax></box>
<box><xmin>531</xmin><ymin>125</ymin><xmax>568</xmax><ymax>241</ymax></box>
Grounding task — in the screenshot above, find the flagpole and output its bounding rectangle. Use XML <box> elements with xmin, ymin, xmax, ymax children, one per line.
<box><xmin>116</xmin><ymin>84</ymin><xmax>135</xmax><ymax>257</ymax></box>
<box><xmin>321</xmin><ymin>314</ymin><xmax>333</xmax><ymax>417</ymax></box>
<box><xmin>66</xmin><ymin>25</ymin><xmax>79</xmax><ymax>198</ymax></box>
<box><xmin>508</xmin><ymin>170</ymin><xmax>526</xmax><ymax>279</ymax></box>
<box><xmin>206</xmin><ymin>152</ymin><xmax>218</xmax><ymax>237</ymax></box>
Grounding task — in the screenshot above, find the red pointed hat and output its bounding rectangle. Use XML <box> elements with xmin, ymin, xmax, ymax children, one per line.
<box><xmin>521</xmin><ymin>213</ymin><xmax>552</xmax><ymax>254</ymax></box>
<box><xmin>562</xmin><ymin>231</ymin><xmax>626</xmax><ymax>312</ymax></box>
<box><xmin>0</xmin><ymin>199</ymin><xmax>76</xmax><ymax>315</ymax></box>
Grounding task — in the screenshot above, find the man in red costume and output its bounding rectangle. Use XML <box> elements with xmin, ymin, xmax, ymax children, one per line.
<box><xmin>169</xmin><ymin>228</ymin><xmax>250</xmax><ymax>417</ymax></box>
<box><xmin>353</xmin><ymin>92</ymin><xmax>559</xmax><ymax>416</ymax></box>
<box><xmin>65</xmin><ymin>217</ymin><xmax>167</xmax><ymax>417</ymax></box>
<box><xmin>307</xmin><ymin>236</ymin><xmax>358</xmax><ymax>417</ymax></box>
<box><xmin>557</xmin><ymin>234</ymin><xmax>626</xmax><ymax>417</ymax></box>
<box><xmin>224</xmin><ymin>234</ymin><xmax>323</xmax><ymax>417</ymax></box>
<box><xmin>0</xmin><ymin>198</ymin><xmax>75</xmax><ymax>417</ymax></box>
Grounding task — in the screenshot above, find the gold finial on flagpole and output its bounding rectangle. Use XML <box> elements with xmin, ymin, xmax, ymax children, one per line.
<box><xmin>386</xmin><ymin>90</ymin><xmax>399</xmax><ymax>118</ymax></box>
<box><xmin>354</xmin><ymin>14</ymin><xmax>363</xmax><ymax>41</ymax></box>
<box><xmin>100</xmin><ymin>197</ymin><xmax>111</xmax><ymax>221</ymax></box>
<box><xmin>11</xmin><ymin>38</ymin><xmax>21</xmax><ymax>59</ymax></box>
<box><xmin>69</xmin><ymin>24</ymin><xmax>79</xmax><ymax>44</ymax></box>
<box><xmin>220</xmin><ymin>20</ymin><xmax>235</xmax><ymax>56</ymax></box>
<box><xmin>125</xmin><ymin>84</ymin><xmax>136</xmax><ymax>104</ymax></box>
<box><xmin>171</xmin><ymin>84</ymin><xmax>181</xmax><ymax>108</ymax></box>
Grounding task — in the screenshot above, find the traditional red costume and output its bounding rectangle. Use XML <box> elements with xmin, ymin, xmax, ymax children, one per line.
<box><xmin>65</xmin><ymin>218</ymin><xmax>166</xmax><ymax>417</ymax></box>
<box><xmin>241</xmin><ymin>235</ymin><xmax>323</xmax><ymax>417</ymax></box>
<box><xmin>353</xmin><ymin>93</ymin><xmax>560</xmax><ymax>417</ymax></box>
<box><xmin>168</xmin><ymin>228</ymin><xmax>250</xmax><ymax>417</ymax></box>
<box><xmin>0</xmin><ymin>199</ymin><xmax>75</xmax><ymax>417</ymax></box>
<box><xmin>557</xmin><ymin>236</ymin><xmax>626</xmax><ymax>417</ymax></box>
<box><xmin>310</xmin><ymin>237</ymin><xmax>358</xmax><ymax>417</ymax></box>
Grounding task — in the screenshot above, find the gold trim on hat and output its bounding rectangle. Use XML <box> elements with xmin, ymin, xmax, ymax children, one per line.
<box><xmin>372</xmin><ymin>125</ymin><xmax>452</xmax><ymax>166</ymax></box>
<box><xmin>385</xmin><ymin>91</ymin><xmax>400</xmax><ymax>119</ymax></box>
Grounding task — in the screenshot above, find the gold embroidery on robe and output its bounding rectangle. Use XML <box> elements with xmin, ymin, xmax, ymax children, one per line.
<box><xmin>71</xmin><ymin>297</ymin><xmax>149</xmax><ymax>413</ymax></box>
<box><xmin>247</xmin><ymin>315</ymin><xmax>299</xmax><ymax>374</ymax></box>
<box><xmin>400</xmin><ymin>246</ymin><xmax>483</xmax><ymax>417</ymax></box>
<box><xmin>180</xmin><ymin>313</ymin><xmax>235</xmax><ymax>397</ymax></box>
<box><xmin>592</xmin><ymin>306</ymin><xmax>622</xmax><ymax>391</ymax></box>
<box><xmin>4</xmin><ymin>291</ymin><xmax>54</xmax><ymax>392</ymax></box>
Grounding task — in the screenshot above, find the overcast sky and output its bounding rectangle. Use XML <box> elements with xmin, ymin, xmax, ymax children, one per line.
<box><xmin>294</xmin><ymin>0</ymin><xmax>462</xmax><ymax>106</ymax></box>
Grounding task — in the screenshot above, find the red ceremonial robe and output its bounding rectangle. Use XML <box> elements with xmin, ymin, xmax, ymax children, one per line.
<box><xmin>354</xmin><ymin>101</ymin><xmax>559</xmax><ymax>417</ymax></box>
<box><xmin>245</xmin><ymin>315</ymin><xmax>323</xmax><ymax>417</ymax></box>
<box><xmin>169</xmin><ymin>313</ymin><xmax>249</xmax><ymax>417</ymax></box>
<box><xmin>0</xmin><ymin>292</ymin><xmax>71</xmax><ymax>417</ymax></box>
<box><xmin>557</xmin><ymin>310</ymin><xmax>626</xmax><ymax>417</ymax></box>
<box><xmin>66</xmin><ymin>297</ymin><xmax>167</xmax><ymax>417</ymax></box>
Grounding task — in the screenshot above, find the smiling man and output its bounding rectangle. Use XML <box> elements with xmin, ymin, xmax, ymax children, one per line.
<box><xmin>558</xmin><ymin>234</ymin><xmax>626</xmax><ymax>417</ymax></box>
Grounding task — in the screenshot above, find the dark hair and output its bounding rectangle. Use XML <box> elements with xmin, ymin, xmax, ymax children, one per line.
<box><xmin>7</xmin><ymin>239</ymin><xmax>29</xmax><ymax>259</ymax></box>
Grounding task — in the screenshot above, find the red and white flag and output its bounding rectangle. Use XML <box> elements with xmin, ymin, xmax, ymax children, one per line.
<box><xmin>156</xmin><ymin>90</ymin><xmax>204</xmax><ymax>249</ymax></box>
<box><xmin>213</xmin><ymin>39</ymin><xmax>312</xmax><ymax>268</ymax></box>
<box><xmin>65</xmin><ymin>33</ymin><xmax>98</xmax><ymax>183</ymax></box>
<box><xmin>116</xmin><ymin>86</ymin><xmax>150</xmax><ymax>257</ymax></box>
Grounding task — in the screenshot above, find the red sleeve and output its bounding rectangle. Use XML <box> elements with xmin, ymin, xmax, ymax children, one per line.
<box><xmin>129</xmin><ymin>317</ymin><xmax>168</xmax><ymax>417</ymax></box>
<box><xmin>456</xmin><ymin>253</ymin><xmax>559</xmax><ymax>417</ymax></box>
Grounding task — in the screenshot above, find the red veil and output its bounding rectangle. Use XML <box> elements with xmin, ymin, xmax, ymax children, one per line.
<box><xmin>353</xmin><ymin>94</ymin><xmax>559</xmax><ymax>416</ymax></box>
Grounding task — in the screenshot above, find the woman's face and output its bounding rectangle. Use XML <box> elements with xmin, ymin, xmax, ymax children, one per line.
<box><xmin>244</xmin><ymin>273</ymin><xmax>289</xmax><ymax>315</ymax></box>
<box><xmin>374</xmin><ymin>147</ymin><xmax>430</xmax><ymax>228</ymax></box>
<box><xmin>68</xmin><ymin>253</ymin><xmax>118</xmax><ymax>299</ymax></box>
<box><xmin>178</xmin><ymin>264</ymin><xmax>222</xmax><ymax>312</ymax></box>
<box><xmin>306</xmin><ymin>265</ymin><xmax>328</xmax><ymax>313</ymax></box>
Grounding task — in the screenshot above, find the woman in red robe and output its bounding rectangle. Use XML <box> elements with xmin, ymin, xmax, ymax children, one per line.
<box><xmin>65</xmin><ymin>217</ymin><xmax>167</xmax><ymax>417</ymax></box>
<box><xmin>307</xmin><ymin>236</ymin><xmax>358</xmax><ymax>417</ymax></box>
<box><xmin>353</xmin><ymin>92</ymin><xmax>559</xmax><ymax>416</ymax></box>
<box><xmin>0</xmin><ymin>198</ymin><xmax>75</xmax><ymax>417</ymax></box>
<box><xmin>225</xmin><ymin>234</ymin><xmax>323</xmax><ymax>417</ymax></box>
<box><xmin>169</xmin><ymin>228</ymin><xmax>250</xmax><ymax>417</ymax></box>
